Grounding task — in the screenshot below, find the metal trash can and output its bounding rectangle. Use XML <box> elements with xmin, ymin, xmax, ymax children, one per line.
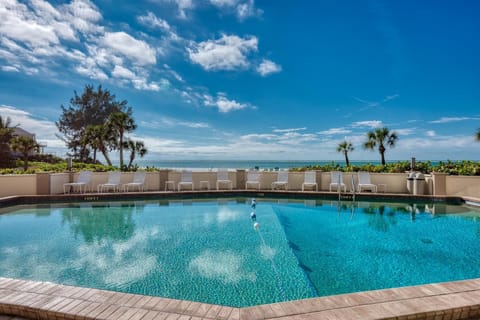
<box><xmin>413</xmin><ymin>172</ymin><xmax>425</xmax><ymax>195</ymax></box>
<box><xmin>407</xmin><ymin>172</ymin><xmax>415</xmax><ymax>194</ymax></box>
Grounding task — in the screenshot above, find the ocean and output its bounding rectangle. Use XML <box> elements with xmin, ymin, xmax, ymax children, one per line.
<box><xmin>135</xmin><ymin>159</ymin><xmax>386</xmax><ymax>170</ymax></box>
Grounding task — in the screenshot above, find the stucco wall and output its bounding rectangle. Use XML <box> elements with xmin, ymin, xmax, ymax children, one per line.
<box><xmin>0</xmin><ymin>174</ymin><xmax>37</xmax><ymax>197</ymax></box>
<box><xmin>446</xmin><ymin>176</ymin><xmax>480</xmax><ymax>198</ymax></box>
<box><xmin>0</xmin><ymin>171</ymin><xmax>479</xmax><ymax>198</ymax></box>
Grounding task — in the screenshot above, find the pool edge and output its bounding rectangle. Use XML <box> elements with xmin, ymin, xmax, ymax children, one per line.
<box><xmin>1</xmin><ymin>276</ymin><xmax>480</xmax><ymax>320</ymax></box>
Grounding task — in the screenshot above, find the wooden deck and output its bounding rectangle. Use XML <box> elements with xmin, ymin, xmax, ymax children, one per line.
<box><xmin>1</xmin><ymin>277</ymin><xmax>480</xmax><ymax>319</ymax></box>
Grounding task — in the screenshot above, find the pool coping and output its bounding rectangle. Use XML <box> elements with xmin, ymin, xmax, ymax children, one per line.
<box><xmin>1</xmin><ymin>191</ymin><xmax>480</xmax><ymax>319</ymax></box>
<box><xmin>1</xmin><ymin>277</ymin><xmax>480</xmax><ymax>319</ymax></box>
<box><xmin>0</xmin><ymin>190</ymin><xmax>475</xmax><ymax>208</ymax></box>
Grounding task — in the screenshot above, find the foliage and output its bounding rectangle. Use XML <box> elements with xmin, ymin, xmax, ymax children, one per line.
<box><xmin>0</xmin><ymin>116</ymin><xmax>16</xmax><ymax>168</ymax></box>
<box><xmin>336</xmin><ymin>140</ymin><xmax>354</xmax><ymax>166</ymax></box>
<box><xmin>56</xmin><ymin>84</ymin><xmax>134</xmax><ymax>165</ymax></box>
<box><xmin>291</xmin><ymin>160</ymin><xmax>480</xmax><ymax>176</ymax></box>
<box><xmin>363</xmin><ymin>127</ymin><xmax>398</xmax><ymax>165</ymax></box>
<box><xmin>10</xmin><ymin>136</ymin><xmax>40</xmax><ymax>171</ymax></box>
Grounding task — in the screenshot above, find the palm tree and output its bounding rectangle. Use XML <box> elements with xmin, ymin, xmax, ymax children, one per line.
<box><xmin>476</xmin><ymin>128</ymin><xmax>480</xmax><ymax>141</ymax></box>
<box><xmin>336</xmin><ymin>141</ymin><xmax>354</xmax><ymax>166</ymax></box>
<box><xmin>10</xmin><ymin>136</ymin><xmax>40</xmax><ymax>171</ymax></box>
<box><xmin>0</xmin><ymin>116</ymin><xmax>16</xmax><ymax>167</ymax></box>
<box><xmin>82</xmin><ymin>125</ymin><xmax>113</xmax><ymax>165</ymax></box>
<box><xmin>108</xmin><ymin>111</ymin><xmax>137</xmax><ymax>169</ymax></box>
<box><xmin>125</xmin><ymin>139</ymin><xmax>148</xmax><ymax>169</ymax></box>
<box><xmin>364</xmin><ymin>127</ymin><xmax>398</xmax><ymax>165</ymax></box>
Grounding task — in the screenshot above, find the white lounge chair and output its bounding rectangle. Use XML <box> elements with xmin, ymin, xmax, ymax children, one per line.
<box><xmin>245</xmin><ymin>170</ymin><xmax>261</xmax><ymax>190</ymax></box>
<box><xmin>178</xmin><ymin>170</ymin><xmax>194</xmax><ymax>191</ymax></box>
<box><xmin>329</xmin><ymin>171</ymin><xmax>346</xmax><ymax>192</ymax></box>
<box><xmin>63</xmin><ymin>170</ymin><xmax>92</xmax><ymax>194</ymax></box>
<box><xmin>272</xmin><ymin>171</ymin><xmax>289</xmax><ymax>190</ymax></box>
<box><xmin>216</xmin><ymin>169</ymin><xmax>232</xmax><ymax>190</ymax></box>
<box><xmin>357</xmin><ymin>171</ymin><xmax>378</xmax><ymax>193</ymax></box>
<box><xmin>302</xmin><ymin>171</ymin><xmax>318</xmax><ymax>191</ymax></box>
<box><xmin>123</xmin><ymin>171</ymin><xmax>146</xmax><ymax>192</ymax></box>
<box><xmin>97</xmin><ymin>171</ymin><xmax>121</xmax><ymax>193</ymax></box>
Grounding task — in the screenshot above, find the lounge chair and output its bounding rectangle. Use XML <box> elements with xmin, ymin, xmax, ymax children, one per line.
<box><xmin>63</xmin><ymin>170</ymin><xmax>92</xmax><ymax>194</ymax></box>
<box><xmin>271</xmin><ymin>170</ymin><xmax>289</xmax><ymax>190</ymax></box>
<box><xmin>302</xmin><ymin>171</ymin><xmax>318</xmax><ymax>191</ymax></box>
<box><xmin>357</xmin><ymin>171</ymin><xmax>378</xmax><ymax>193</ymax></box>
<box><xmin>216</xmin><ymin>169</ymin><xmax>232</xmax><ymax>190</ymax></box>
<box><xmin>97</xmin><ymin>171</ymin><xmax>121</xmax><ymax>193</ymax></box>
<box><xmin>329</xmin><ymin>171</ymin><xmax>346</xmax><ymax>192</ymax></box>
<box><xmin>245</xmin><ymin>170</ymin><xmax>261</xmax><ymax>190</ymax></box>
<box><xmin>123</xmin><ymin>171</ymin><xmax>146</xmax><ymax>192</ymax></box>
<box><xmin>178</xmin><ymin>170</ymin><xmax>194</xmax><ymax>191</ymax></box>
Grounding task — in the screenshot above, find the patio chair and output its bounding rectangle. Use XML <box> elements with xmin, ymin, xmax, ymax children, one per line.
<box><xmin>245</xmin><ymin>170</ymin><xmax>261</xmax><ymax>190</ymax></box>
<box><xmin>357</xmin><ymin>171</ymin><xmax>378</xmax><ymax>193</ymax></box>
<box><xmin>302</xmin><ymin>171</ymin><xmax>318</xmax><ymax>191</ymax></box>
<box><xmin>178</xmin><ymin>170</ymin><xmax>194</xmax><ymax>191</ymax></box>
<box><xmin>97</xmin><ymin>171</ymin><xmax>121</xmax><ymax>193</ymax></box>
<box><xmin>63</xmin><ymin>170</ymin><xmax>92</xmax><ymax>194</ymax></box>
<box><xmin>329</xmin><ymin>171</ymin><xmax>346</xmax><ymax>192</ymax></box>
<box><xmin>271</xmin><ymin>170</ymin><xmax>289</xmax><ymax>190</ymax></box>
<box><xmin>123</xmin><ymin>171</ymin><xmax>146</xmax><ymax>192</ymax></box>
<box><xmin>216</xmin><ymin>169</ymin><xmax>233</xmax><ymax>190</ymax></box>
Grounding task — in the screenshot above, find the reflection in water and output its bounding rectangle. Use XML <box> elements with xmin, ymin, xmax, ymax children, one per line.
<box><xmin>61</xmin><ymin>203</ymin><xmax>136</xmax><ymax>243</ymax></box>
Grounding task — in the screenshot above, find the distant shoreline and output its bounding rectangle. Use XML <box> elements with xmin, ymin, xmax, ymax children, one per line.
<box><xmin>129</xmin><ymin>159</ymin><xmax>448</xmax><ymax>170</ymax></box>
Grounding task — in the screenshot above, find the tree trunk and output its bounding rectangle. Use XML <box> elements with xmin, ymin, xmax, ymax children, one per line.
<box><xmin>23</xmin><ymin>155</ymin><xmax>28</xmax><ymax>171</ymax></box>
<box><xmin>119</xmin><ymin>129</ymin><xmax>124</xmax><ymax>169</ymax></box>
<box><xmin>380</xmin><ymin>151</ymin><xmax>386</xmax><ymax>165</ymax></box>
<box><xmin>344</xmin><ymin>151</ymin><xmax>350</xmax><ymax>166</ymax></box>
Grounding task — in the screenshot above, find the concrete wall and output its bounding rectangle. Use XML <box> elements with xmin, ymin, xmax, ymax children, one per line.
<box><xmin>0</xmin><ymin>174</ymin><xmax>36</xmax><ymax>197</ymax></box>
<box><xmin>446</xmin><ymin>176</ymin><xmax>480</xmax><ymax>198</ymax></box>
<box><xmin>0</xmin><ymin>170</ymin><xmax>479</xmax><ymax>198</ymax></box>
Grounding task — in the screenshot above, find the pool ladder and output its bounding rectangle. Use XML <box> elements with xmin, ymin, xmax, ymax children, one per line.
<box><xmin>337</xmin><ymin>174</ymin><xmax>356</xmax><ymax>202</ymax></box>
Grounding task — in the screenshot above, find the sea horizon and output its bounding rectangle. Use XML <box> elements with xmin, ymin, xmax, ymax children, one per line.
<box><xmin>131</xmin><ymin>159</ymin><xmax>447</xmax><ymax>170</ymax></box>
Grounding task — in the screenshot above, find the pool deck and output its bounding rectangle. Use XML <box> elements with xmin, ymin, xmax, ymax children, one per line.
<box><xmin>1</xmin><ymin>277</ymin><xmax>480</xmax><ymax>320</ymax></box>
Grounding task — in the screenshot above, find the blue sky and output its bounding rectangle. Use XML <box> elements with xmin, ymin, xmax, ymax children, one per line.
<box><xmin>0</xmin><ymin>0</ymin><xmax>479</xmax><ymax>162</ymax></box>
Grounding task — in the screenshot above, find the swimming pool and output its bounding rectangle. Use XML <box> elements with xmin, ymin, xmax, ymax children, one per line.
<box><xmin>0</xmin><ymin>197</ymin><xmax>479</xmax><ymax>307</ymax></box>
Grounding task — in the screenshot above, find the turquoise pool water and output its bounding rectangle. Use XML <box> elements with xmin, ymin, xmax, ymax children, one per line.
<box><xmin>0</xmin><ymin>198</ymin><xmax>479</xmax><ymax>307</ymax></box>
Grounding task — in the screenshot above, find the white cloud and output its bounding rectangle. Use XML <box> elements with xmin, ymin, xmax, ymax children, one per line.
<box><xmin>236</xmin><ymin>0</ymin><xmax>262</xmax><ymax>20</ymax></box>
<box><xmin>209</xmin><ymin>0</ymin><xmax>239</xmax><ymax>7</ymax></box>
<box><xmin>188</xmin><ymin>34</ymin><xmax>258</xmax><ymax>71</ymax></box>
<box><xmin>351</xmin><ymin>120</ymin><xmax>383</xmax><ymax>128</ymax></box>
<box><xmin>163</xmin><ymin>0</ymin><xmax>194</xmax><ymax>19</ymax></box>
<box><xmin>141</xmin><ymin>117</ymin><xmax>210</xmax><ymax>129</ymax></box>
<box><xmin>203</xmin><ymin>93</ymin><xmax>251</xmax><ymax>113</ymax></box>
<box><xmin>111</xmin><ymin>65</ymin><xmax>136</xmax><ymax>79</ymax></box>
<box><xmin>394</xmin><ymin>128</ymin><xmax>416</xmax><ymax>136</ymax></box>
<box><xmin>256</xmin><ymin>59</ymin><xmax>282</xmax><ymax>76</ymax></box>
<box><xmin>318</xmin><ymin>127</ymin><xmax>352</xmax><ymax>135</ymax></box>
<box><xmin>137</xmin><ymin>12</ymin><xmax>171</xmax><ymax>31</ymax></box>
<box><xmin>429</xmin><ymin>117</ymin><xmax>479</xmax><ymax>124</ymax></box>
<box><xmin>273</xmin><ymin>128</ymin><xmax>306</xmax><ymax>133</ymax></box>
<box><xmin>101</xmin><ymin>32</ymin><xmax>156</xmax><ymax>66</ymax></box>
<box><xmin>426</xmin><ymin>130</ymin><xmax>436</xmax><ymax>137</ymax></box>
<box><xmin>209</xmin><ymin>0</ymin><xmax>262</xmax><ymax>20</ymax></box>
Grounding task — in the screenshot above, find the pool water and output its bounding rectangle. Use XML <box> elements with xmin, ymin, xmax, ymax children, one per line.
<box><xmin>0</xmin><ymin>198</ymin><xmax>479</xmax><ymax>307</ymax></box>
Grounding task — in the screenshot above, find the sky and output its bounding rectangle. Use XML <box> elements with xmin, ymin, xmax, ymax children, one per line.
<box><xmin>0</xmin><ymin>0</ymin><xmax>479</xmax><ymax>162</ymax></box>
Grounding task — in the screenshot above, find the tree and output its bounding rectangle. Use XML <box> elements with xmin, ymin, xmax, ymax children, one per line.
<box><xmin>108</xmin><ymin>111</ymin><xmax>137</xmax><ymax>169</ymax></box>
<box><xmin>336</xmin><ymin>140</ymin><xmax>354</xmax><ymax>166</ymax></box>
<box><xmin>125</xmin><ymin>139</ymin><xmax>147</xmax><ymax>169</ymax></box>
<box><xmin>476</xmin><ymin>128</ymin><xmax>480</xmax><ymax>141</ymax></box>
<box><xmin>10</xmin><ymin>136</ymin><xmax>40</xmax><ymax>171</ymax></box>
<box><xmin>81</xmin><ymin>124</ymin><xmax>114</xmax><ymax>165</ymax></box>
<box><xmin>0</xmin><ymin>116</ymin><xmax>16</xmax><ymax>168</ymax></box>
<box><xmin>363</xmin><ymin>127</ymin><xmax>398</xmax><ymax>165</ymax></box>
<box><xmin>56</xmin><ymin>85</ymin><xmax>128</xmax><ymax>162</ymax></box>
